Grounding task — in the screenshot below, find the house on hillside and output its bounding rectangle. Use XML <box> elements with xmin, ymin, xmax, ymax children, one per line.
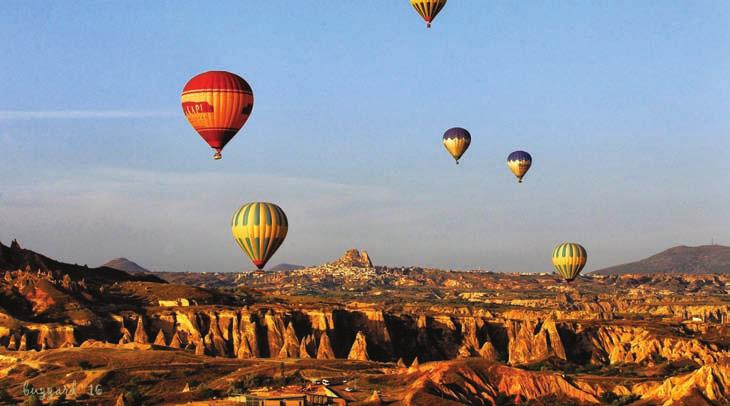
<box><xmin>229</xmin><ymin>385</ymin><xmax>345</xmax><ymax>405</ymax></box>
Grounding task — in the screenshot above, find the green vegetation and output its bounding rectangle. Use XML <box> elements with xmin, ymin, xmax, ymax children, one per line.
<box><xmin>494</xmin><ymin>393</ymin><xmax>517</xmax><ymax>406</ymax></box>
<box><xmin>662</xmin><ymin>361</ymin><xmax>700</xmax><ymax>376</ymax></box>
<box><xmin>0</xmin><ymin>386</ymin><xmax>14</xmax><ymax>403</ymax></box>
<box><xmin>227</xmin><ymin>371</ymin><xmax>308</xmax><ymax>395</ymax></box>
<box><xmin>651</xmin><ymin>353</ymin><xmax>667</xmax><ymax>364</ymax></box>
<box><xmin>525</xmin><ymin>395</ymin><xmax>580</xmax><ymax>405</ymax></box>
<box><xmin>126</xmin><ymin>376</ymin><xmax>142</xmax><ymax>388</ymax></box>
<box><xmin>22</xmin><ymin>395</ymin><xmax>42</xmax><ymax>406</ymax></box>
<box><xmin>122</xmin><ymin>387</ymin><xmax>143</xmax><ymax>406</ymax></box>
<box><xmin>599</xmin><ymin>392</ymin><xmax>641</xmax><ymax>405</ymax></box>
<box><xmin>48</xmin><ymin>394</ymin><xmax>74</xmax><ymax>406</ymax></box>
<box><xmin>195</xmin><ymin>384</ymin><xmax>217</xmax><ymax>400</ymax></box>
<box><xmin>519</xmin><ymin>360</ymin><xmax>647</xmax><ymax>378</ymax></box>
<box><xmin>520</xmin><ymin>361</ymin><xmax>554</xmax><ymax>372</ymax></box>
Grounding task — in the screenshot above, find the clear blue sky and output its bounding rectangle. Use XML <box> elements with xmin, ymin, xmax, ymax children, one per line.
<box><xmin>1</xmin><ymin>1</ymin><xmax>728</xmax><ymax>273</ymax></box>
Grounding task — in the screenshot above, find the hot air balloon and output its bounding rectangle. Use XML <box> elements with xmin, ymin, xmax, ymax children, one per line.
<box><xmin>409</xmin><ymin>0</ymin><xmax>448</xmax><ymax>28</ymax></box>
<box><xmin>443</xmin><ymin>127</ymin><xmax>471</xmax><ymax>164</ymax></box>
<box><xmin>507</xmin><ymin>151</ymin><xmax>532</xmax><ymax>183</ymax></box>
<box><xmin>181</xmin><ymin>71</ymin><xmax>254</xmax><ymax>160</ymax></box>
<box><xmin>231</xmin><ymin>202</ymin><xmax>288</xmax><ymax>270</ymax></box>
<box><xmin>551</xmin><ymin>243</ymin><xmax>587</xmax><ymax>282</ymax></box>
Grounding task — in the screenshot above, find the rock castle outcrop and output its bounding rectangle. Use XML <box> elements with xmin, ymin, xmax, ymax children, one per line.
<box><xmin>329</xmin><ymin>249</ymin><xmax>373</xmax><ymax>268</ymax></box>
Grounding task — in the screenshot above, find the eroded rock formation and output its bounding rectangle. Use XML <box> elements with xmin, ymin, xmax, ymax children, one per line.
<box><xmin>348</xmin><ymin>330</ymin><xmax>369</xmax><ymax>361</ymax></box>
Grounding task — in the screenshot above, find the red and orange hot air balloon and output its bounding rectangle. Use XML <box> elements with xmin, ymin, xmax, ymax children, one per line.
<box><xmin>181</xmin><ymin>71</ymin><xmax>254</xmax><ymax>160</ymax></box>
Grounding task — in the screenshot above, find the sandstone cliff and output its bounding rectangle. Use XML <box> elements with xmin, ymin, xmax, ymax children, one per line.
<box><xmin>634</xmin><ymin>363</ymin><xmax>730</xmax><ymax>405</ymax></box>
<box><xmin>403</xmin><ymin>359</ymin><xmax>600</xmax><ymax>404</ymax></box>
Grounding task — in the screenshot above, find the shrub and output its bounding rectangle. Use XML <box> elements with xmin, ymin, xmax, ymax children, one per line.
<box><xmin>230</xmin><ymin>374</ymin><xmax>289</xmax><ymax>393</ymax></box>
<box><xmin>195</xmin><ymin>384</ymin><xmax>217</xmax><ymax>400</ymax></box>
<box><xmin>0</xmin><ymin>387</ymin><xmax>14</xmax><ymax>403</ymax></box>
<box><xmin>286</xmin><ymin>370</ymin><xmax>306</xmax><ymax>386</ymax></box>
<box><xmin>494</xmin><ymin>393</ymin><xmax>516</xmax><ymax>406</ymax></box>
<box><xmin>22</xmin><ymin>395</ymin><xmax>42</xmax><ymax>406</ymax></box>
<box><xmin>124</xmin><ymin>376</ymin><xmax>143</xmax><ymax>389</ymax></box>
<box><xmin>123</xmin><ymin>387</ymin><xmax>143</xmax><ymax>406</ymax></box>
<box><xmin>663</xmin><ymin>361</ymin><xmax>699</xmax><ymax>375</ymax></box>
<box><xmin>49</xmin><ymin>394</ymin><xmax>67</xmax><ymax>406</ymax></box>
<box><xmin>599</xmin><ymin>392</ymin><xmax>641</xmax><ymax>406</ymax></box>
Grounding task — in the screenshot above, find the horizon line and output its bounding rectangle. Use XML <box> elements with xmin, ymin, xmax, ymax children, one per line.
<box><xmin>0</xmin><ymin>110</ymin><xmax>177</xmax><ymax>120</ymax></box>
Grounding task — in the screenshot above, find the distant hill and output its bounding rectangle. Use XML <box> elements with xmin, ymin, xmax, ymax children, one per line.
<box><xmin>267</xmin><ymin>263</ymin><xmax>304</xmax><ymax>272</ymax></box>
<box><xmin>103</xmin><ymin>257</ymin><xmax>151</xmax><ymax>274</ymax></box>
<box><xmin>593</xmin><ymin>245</ymin><xmax>730</xmax><ymax>275</ymax></box>
<box><xmin>0</xmin><ymin>239</ymin><xmax>164</xmax><ymax>284</ymax></box>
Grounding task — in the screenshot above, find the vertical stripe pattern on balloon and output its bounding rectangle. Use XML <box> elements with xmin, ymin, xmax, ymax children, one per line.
<box><xmin>231</xmin><ymin>202</ymin><xmax>288</xmax><ymax>270</ymax></box>
<box><xmin>409</xmin><ymin>0</ymin><xmax>447</xmax><ymax>26</ymax></box>
<box><xmin>551</xmin><ymin>242</ymin><xmax>587</xmax><ymax>281</ymax></box>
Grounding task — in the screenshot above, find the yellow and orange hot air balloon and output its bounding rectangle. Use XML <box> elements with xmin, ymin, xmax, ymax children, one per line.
<box><xmin>181</xmin><ymin>71</ymin><xmax>253</xmax><ymax>160</ymax></box>
<box><xmin>409</xmin><ymin>0</ymin><xmax>448</xmax><ymax>28</ymax></box>
<box><xmin>231</xmin><ymin>202</ymin><xmax>288</xmax><ymax>270</ymax></box>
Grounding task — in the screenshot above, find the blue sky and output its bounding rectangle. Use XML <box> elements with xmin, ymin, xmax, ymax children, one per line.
<box><xmin>1</xmin><ymin>1</ymin><xmax>728</xmax><ymax>272</ymax></box>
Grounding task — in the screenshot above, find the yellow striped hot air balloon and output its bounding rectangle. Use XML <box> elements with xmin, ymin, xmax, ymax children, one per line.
<box><xmin>409</xmin><ymin>0</ymin><xmax>448</xmax><ymax>28</ymax></box>
<box><xmin>231</xmin><ymin>202</ymin><xmax>288</xmax><ymax>270</ymax></box>
<box><xmin>551</xmin><ymin>243</ymin><xmax>587</xmax><ymax>282</ymax></box>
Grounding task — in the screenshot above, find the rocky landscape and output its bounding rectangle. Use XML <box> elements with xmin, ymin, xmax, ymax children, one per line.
<box><xmin>0</xmin><ymin>240</ymin><xmax>729</xmax><ymax>405</ymax></box>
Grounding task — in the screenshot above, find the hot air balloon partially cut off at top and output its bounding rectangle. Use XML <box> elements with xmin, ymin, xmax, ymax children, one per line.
<box><xmin>181</xmin><ymin>71</ymin><xmax>254</xmax><ymax>160</ymax></box>
<box><xmin>409</xmin><ymin>0</ymin><xmax>448</xmax><ymax>28</ymax></box>
<box><xmin>552</xmin><ymin>243</ymin><xmax>587</xmax><ymax>282</ymax></box>
<box><xmin>231</xmin><ymin>202</ymin><xmax>288</xmax><ymax>270</ymax></box>
<box><xmin>507</xmin><ymin>150</ymin><xmax>532</xmax><ymax>183</ymax></box>
<box><xmin>443</xmin><ymin>127</ymin><xmax>471</xmax><ymax>164</ymax></box>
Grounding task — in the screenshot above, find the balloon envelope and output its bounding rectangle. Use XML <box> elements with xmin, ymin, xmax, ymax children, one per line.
<box><xmin>409</xmin><ymin>0</ymin><xmax>448</xmax><ymax>28</ymax></box>
<box><xmin>442</xmin><ymin>127</ymin><xmax>471</xmax><ymax>164</ymax></box>
<box><xmin>231</xmin><ymin>202</ymin><xmax>288</xmax><ymax>270</ymax></box>
<box><xmin>551</xmin><ymin>243</ymin><xmax>587</xmax><ymax>282</ymax></box>
<box><xmin>181</xmin><ymin>71</ymin><xmax>253</xmax><ymax>160</ymax></box>
<box><xmin>507</xmin><ymin>150</ymin><xmax>532</xmax><ymax>183</ymax></box>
